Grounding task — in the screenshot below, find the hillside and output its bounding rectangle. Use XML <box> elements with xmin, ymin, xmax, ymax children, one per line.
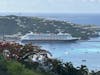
<box><xmin>0</xmin><ymin>15</ymin><xmax>98</xmax><ymax>39</ymax></box>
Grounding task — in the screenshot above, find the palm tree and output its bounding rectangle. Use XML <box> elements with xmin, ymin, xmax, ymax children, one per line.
<box><xmin>77</xmin><ymin>65</ymin><xmax>88</xmax><ymax>75</ymax></box>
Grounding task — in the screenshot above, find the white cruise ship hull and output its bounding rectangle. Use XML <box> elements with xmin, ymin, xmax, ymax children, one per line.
<box><xmin>21</xmin><ymin>38</ymin><xmax>79</xmax><ymax>43</ymax></box>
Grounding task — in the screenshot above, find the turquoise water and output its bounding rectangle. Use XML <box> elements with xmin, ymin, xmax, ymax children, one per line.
<box><xmin>31</xmin><ymin>37</ymin><xmax>100</xmax><ymax>71</ymax></box>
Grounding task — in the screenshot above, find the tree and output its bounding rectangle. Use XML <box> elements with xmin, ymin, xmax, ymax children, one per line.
<box><xmin>77</xmin><ymin>65</ymin><xmax>88</xmax><ymax>75</ymax></box>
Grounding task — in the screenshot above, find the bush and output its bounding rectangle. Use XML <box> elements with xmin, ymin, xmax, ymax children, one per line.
<box><xmin>6</xmin><ymin>61</ymin><xmax>43</xmax><ymax>75</ymax></box>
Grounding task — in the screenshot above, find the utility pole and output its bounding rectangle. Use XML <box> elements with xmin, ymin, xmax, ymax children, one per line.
<box><xmin>3</xmin><ymin>32</ymin><xmax>5</xmax><ymax>41</ymax></box>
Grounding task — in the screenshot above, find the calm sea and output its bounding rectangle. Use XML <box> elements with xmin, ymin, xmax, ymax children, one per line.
<box><xmin>31</xmin><ymin>38</ymin><xmax>100</xmax><ymax>71</ymax></box>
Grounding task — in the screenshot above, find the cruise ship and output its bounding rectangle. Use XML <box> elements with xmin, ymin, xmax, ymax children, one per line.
<box><xmin>20</xmin><ymin>32</ymin><xmax>80</xmax><ymax>43</ymax></box>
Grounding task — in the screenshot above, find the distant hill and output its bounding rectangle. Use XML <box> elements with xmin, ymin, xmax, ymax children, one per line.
<box><xmin>0</xmin><ymin>15</ymin><xmax>98</xmax><ymax>39</ymax></box>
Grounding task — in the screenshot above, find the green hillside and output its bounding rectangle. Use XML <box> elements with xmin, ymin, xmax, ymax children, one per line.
<box><xmin>0</xmin><ymin>15</ymin><xmax>98</xmax><ymax>39</ymax></box>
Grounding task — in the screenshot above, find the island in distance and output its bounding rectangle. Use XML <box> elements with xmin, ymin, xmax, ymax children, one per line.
<box><xmin>0</xmin><ymin>15</ymin><xmax>100</xmax><ymax>41</ymax></box>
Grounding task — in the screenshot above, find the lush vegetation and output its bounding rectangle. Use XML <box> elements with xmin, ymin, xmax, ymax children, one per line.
<box><xmin>0</xmin><ymin>58</ymin><xmax>45</xmax><ymax>75</ymax></box>
<box><xmin>0</xmin><ymin>15</ymin><xmax>98</xmax><ymax>39</ymax></box>
<box><xmin>0</xmin><ymin>42</ymin><xmax>100</xmax><ymax>75</ymax></box>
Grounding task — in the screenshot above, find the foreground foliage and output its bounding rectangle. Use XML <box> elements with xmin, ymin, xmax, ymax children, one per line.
<box><xmin>0</xmin><ymin>42</ymin><xmax>100</xmax><ymax>75</ymax></box>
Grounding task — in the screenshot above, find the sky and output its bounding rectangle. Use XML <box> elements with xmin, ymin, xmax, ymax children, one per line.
<box><xmin>0</xmin><ymin>0</ymin><xmax>100</xmax><ymax>13</ymax></box>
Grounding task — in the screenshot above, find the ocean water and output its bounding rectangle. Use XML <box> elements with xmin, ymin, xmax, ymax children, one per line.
<box><xmin>32</xmin><ymin>37</ymin><xmax>100</xmax><ymax>71</ymax></box>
